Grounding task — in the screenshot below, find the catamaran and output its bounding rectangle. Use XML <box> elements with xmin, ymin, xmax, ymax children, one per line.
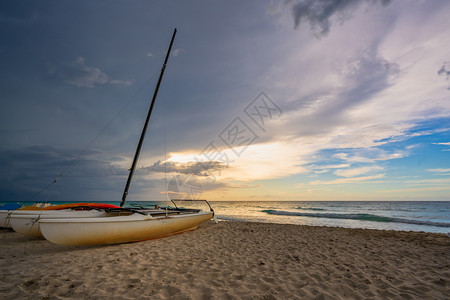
<box><xmin>0</xmin><ymin>202</ymin><xmax>22</xmax><ymax>229</ymax></box>
<box><xmin>1</xmin><ymin>202</ymin><xmax>52</xmax><ymax>229</ymax></box>
<box><xmin>39</xmin><ymin>28</ymin><xmax>215</xmax><ymax>245</ymax></box>
<box><xmin>8</xmin><ymin>203</ymin><xmax>120</xmax><ymax>237</ymax></box>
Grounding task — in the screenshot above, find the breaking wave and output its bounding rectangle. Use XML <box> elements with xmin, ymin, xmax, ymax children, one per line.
<box><xmin>261</xmin><ymin>210</ymin><xmax>450</xmax><ymax>228</ymax></box>
<box><xmin>296</xmin><ymin>206</ymin><xmax>325</xmax><ymax>211</ymax></box>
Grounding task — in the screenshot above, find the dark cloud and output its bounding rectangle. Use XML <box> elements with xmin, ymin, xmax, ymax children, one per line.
<box><xmin>146</xmin><ymin>160</ymin><xmax>228</xmax><ymax>177</ymax></box>
<box><xmin>290</xmin><ymin>0</ymin><xmax>392</xmax><ymax>36</ymax></box>
<box><xmin>194</xmin><ymin>178</ymin><xmax>258</xmax><ymax>192</ymax></box>
<box><xmin>166</xmin><ymin>174</ymin><xmax>258</xmax><ymax>201</ymax></box>
<box><xmin>438</xmin><ymin>63</ymin><xmax>450</xmax><ymax>78</ymax></box>
<box><xmin>337</xmin><ymin>49</ymin><xmax>399</xmax><ymax>103</ymax></box>
<box><xmin>438</xmin><ymin>62</ymin><xmax>450</xmax><ymax>89</ymax></box>
<box><xmin>0</xmin><ymin>2</ymin><xmax>39</xmax><ymax>24</ymax></box>
<box><xmin>0</xmin><ymin>146</ymin><xmax>127</xmax><ymax>202</ymax></box>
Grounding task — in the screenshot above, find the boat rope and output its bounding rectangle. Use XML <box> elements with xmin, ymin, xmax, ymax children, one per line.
<box><xmin>163</xmin><ymin>82</ymin><xmax>168</xmax><ymax>201</ymax></box>
<box><xmin>1</xmin><ymin>211</ymin><xmax>14</xmax><ymax>239</ymax></box>
<box><xmin>23</xmin><ymin>68</ymin><xmax>160</xmax><ymax>203</ymax></box>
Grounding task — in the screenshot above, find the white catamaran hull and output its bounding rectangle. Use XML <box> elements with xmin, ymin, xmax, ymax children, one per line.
<box><xmin>10</xmin><ymin>210</ymin><xmax>110</xmax><ymax>238</ymax></box>
<box><xmin>39</xmin><ymin>211</ymin><xmax>213</xmax><ymax>245</ymax></box>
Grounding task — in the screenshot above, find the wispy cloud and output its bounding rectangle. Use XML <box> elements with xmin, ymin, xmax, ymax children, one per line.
<box><xmin>147</xmin><ymin>52</ymin><xmax>154</xmax><ymax>57</ymax></box>
<box><xmin>433</xmin><ymin>141</ymin><xmax>450</xmax><ymax>151</ymax></box>
<box><xmin>401</xmin><ymin>178</ymin><xmax>450</xmax><ymax>185</ymax></box>
<box><xmin>109</xmin><ymin>79</ymin><xmax>133</xmax><ymax>86</ymax></box>
<box><xmin>313</xmin><ymin>170</ymin><xmax>329</xmax><ymax>174</ymax></box>
<box><xmin>433</xmin><ymin>142</ymin><xmax>450</xmax><ymax>146</ymax></box>
<box><xmin>312</xmin><ymin>164</ymin><xmax>350</xmax><ymax>170</ymax></box>
<box><xmin>332</xmin><ymin>151</ymin><xmax>404</xmax><ymax>163</ymax></box>
<box><xmin>335</xmin><ymin>166</ymin><xmax>383</xmax><ymax>177</ymax></box>
<box><xmin>377</xmin><ymin>186</ymin><xmax>450</xmax><ymax>193</ymax></box>
<box><xmin>426</xmin><ymin>168</ymin><xmax>450</xmax><ymax>175</ymax></box>
<box><xmin>272</xmin><ymin>47</ymin><xmax>405</xmax><ymax>147</ymax></box>
<box><xmin>310</xmin><ymin>163</ymin><xmax>350</xmax><ymax>174</ymax></box>
<box><xmin>49</xmin><ymin>57</ymin><xmax>133</xmax><ymax>88</ymax></box>
<box><xmin>172</xmin><ymin>48</ymin><xmax>185</xmax><ymax>57</ymax></box>
<box><xmin>308</xmin><ymin>174</ymin><xmax>385</xmax><ymax>185</ymax></box>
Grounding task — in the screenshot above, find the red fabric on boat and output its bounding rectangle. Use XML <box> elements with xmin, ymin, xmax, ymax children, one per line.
<box><xmin>41</xmin><ymin>203</ymin><xmax>120</xmax><ymax>210</ymax></box>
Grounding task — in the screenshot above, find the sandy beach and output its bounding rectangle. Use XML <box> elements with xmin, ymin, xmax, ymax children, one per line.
<box><xmin>1</xmin><ymin>221</ymin><xmax>448</xmax><ymax>299</ymax></box>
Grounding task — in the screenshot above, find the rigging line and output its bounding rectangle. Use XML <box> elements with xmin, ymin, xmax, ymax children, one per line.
<box><xmin>163</xmin><ymin>84</ymin><xmax>168</xmax><ymax>202</ymax></box>
<box><xmin>132</xmin><ymin>125</ymin><xmax>146</xmax><ymax>194</ymax></box>
<box><xmin>61</xmin><ymin>68</ymin><xmax>161</xmax><ymax>175</ymax></box>
<box><xmin>131</xmin><ymin>96</ymin><xmax>163</xmax><ymax>200</ymax></box>
<box><xmin>24</xmin><ymin>69</ymin><xmax>161</xmax><ymax>203</ymax></box>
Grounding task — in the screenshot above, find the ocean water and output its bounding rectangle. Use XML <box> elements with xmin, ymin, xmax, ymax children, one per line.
<box><xmin>2</xmin><ymin>200</ymin><xmax>449</xmax><ymax>234</ymax></box>
<box><xmin>208</xmin><ymin>201</ymin><xmax>450</xmax><ymax>234</ymax></box>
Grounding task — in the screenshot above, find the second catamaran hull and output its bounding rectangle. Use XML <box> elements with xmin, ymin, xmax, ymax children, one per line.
<box><xmin>40</xmin><ymin>211</ymin><xmax>213</xmax><ymax>246</ymax></box>
<box><xmin>9</xmin><ymin>203</ymin><xmax>120</xmax><ymax>237</ymax></box>
<box><xmin>10</xmin><ymin>210</ymin><xmax>111</xmax><ymax>237</ymax></box>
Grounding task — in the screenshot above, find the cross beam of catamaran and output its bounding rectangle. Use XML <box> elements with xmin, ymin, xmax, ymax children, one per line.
<box><xmin>4</xmin><ymin>28</ymin><xmax>216</xmax><ymax>245</ymax></box>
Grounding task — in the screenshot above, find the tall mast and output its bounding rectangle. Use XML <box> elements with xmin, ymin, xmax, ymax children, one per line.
<box><xmin>120</xmin><ymin>28</ymin><xmax>177</xmax><ymax>207</ymax></box>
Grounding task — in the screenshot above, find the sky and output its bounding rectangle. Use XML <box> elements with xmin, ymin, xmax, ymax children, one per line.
<box><xmin>1</xmin><ymin>0</ymin><xmax>449</xmax><ymax>203</ymax></box>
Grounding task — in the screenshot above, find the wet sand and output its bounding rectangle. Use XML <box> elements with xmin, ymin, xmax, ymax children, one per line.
<box><xmin>1</xmin><ymin>221</ymin><xmax>449</xmax><ymax>299</ymax></box>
